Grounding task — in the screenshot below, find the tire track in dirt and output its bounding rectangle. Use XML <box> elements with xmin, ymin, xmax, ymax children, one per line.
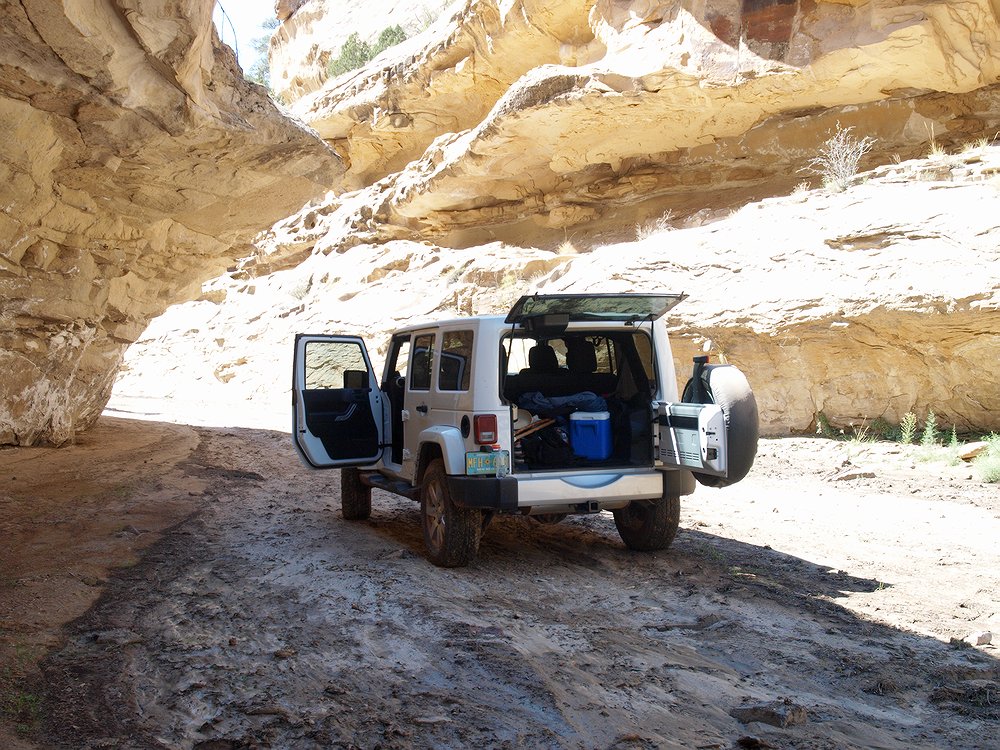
<box><xmin>31</xmin><ymin>426</ymin><xmax>1000</xmax><ymax>749</ymax></box>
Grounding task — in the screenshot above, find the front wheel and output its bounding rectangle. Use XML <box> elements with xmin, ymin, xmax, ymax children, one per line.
<box><xmin>420</xmin><ymin>460</ymin><xmax>482</xmax><ymax>567</ymax></box>
<box><xmin>341</xmin><ymin>468</ymin><xmax>371</xmax><ymax>520</ymax></box>
<box><xmin>613</xmin><ymin>493</ymin><xmax>680</xmax><ymax>551</ymax></box>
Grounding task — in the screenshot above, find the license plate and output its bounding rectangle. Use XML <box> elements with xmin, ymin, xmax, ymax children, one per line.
<box><xmin>466</xmin><ymin>451</ymin><xmax>507</xmax><ymax>476</ymax></box>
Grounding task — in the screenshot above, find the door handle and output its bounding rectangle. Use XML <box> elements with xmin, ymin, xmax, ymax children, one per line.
<box><xmin>416</xmin><ymin>404</ymin><xmax>428</xmax><ymax>415</ymax></box>
<box><xmin>334</xmin><ymin>404</ymin><xmax>357</xmax><ymax>422</ymax></box>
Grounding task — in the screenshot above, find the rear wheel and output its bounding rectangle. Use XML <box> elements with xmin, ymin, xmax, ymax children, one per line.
<box><xmin>341</xmin><ymin>468</ymin><xmax>371</xmax><ymax>520</ymax></box>
<box><xmin>613</xmin><ymin>493</ymin><xmax>680</xmax><ymax>551</ymax></box>
<box><xmin>421</xmin><ymin>459</ymin><xmax>482</xmax><ymax>567</ymax></box>
<box><xmin>682</xmin><ymin>364</ymin><xmax>759</xmax><ymax>488</ymax></box>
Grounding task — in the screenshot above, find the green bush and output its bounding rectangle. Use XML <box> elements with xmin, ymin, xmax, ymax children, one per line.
<box><xmin>328</xmin><ymin>33</ymin><xmax>372</xmax><ymax>78</ymax></box>
<box><xmin>815</xmin><ymin>411</ymin><xmax>837</xmax><ymax>439</ymax></box>
<box><xmin>374</xmin><ymin>24</ymin><xmax>407</xmax><ymax>52</ymax></box>
<box><xmin>869</xmin><ymin>417</ymin><xmax>896</xmax><ymax>441</ymax></box>
<box><xmin>328</xmin><ymin>25</ymin><xmax>407</xmax><ymax>79</ymax></box>
<box><xmin>921</xmin><ymin>410</ymin><xmax>939</xmax><ymax>446</ymax></box>
<box><xmin>899</xmin><ymin>412</ymin><xmax>917</xmax><ymax>444</ymax></box>
<box><xmin>973</xmin><ymin>434</ymin><xmax>1000</xmax><ymax>483</ymax></box>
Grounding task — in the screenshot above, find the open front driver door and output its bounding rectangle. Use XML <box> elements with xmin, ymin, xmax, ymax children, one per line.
<box><xmin>292</xmin><ymin>334</ymin><xmax>384</xmax><ymax>469</ymax></box>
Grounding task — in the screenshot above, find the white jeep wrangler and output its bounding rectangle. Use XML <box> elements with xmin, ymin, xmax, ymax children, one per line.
<box><xmin>292</xmin><ymin>294</ymin><xmax>758</xmax><ymax>567</ymax></box>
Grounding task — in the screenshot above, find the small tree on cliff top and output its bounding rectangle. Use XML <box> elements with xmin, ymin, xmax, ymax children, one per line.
<box><xmin>327</xmin><ymin>25</ymin><xmax>408</xmax><ymax>79</ymax></box>
<box><xmin>246</xmin><ymin>17</ymin><xmax>279</xmax><ymax>90</ymax></box>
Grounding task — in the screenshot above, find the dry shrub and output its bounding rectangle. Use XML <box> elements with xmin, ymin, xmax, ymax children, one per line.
<box><xmin>803</xmin><ymin>125</ymin><xmax>875</xmax><ymax>191</ymax></box>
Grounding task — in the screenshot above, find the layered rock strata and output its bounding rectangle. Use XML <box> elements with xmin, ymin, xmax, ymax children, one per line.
<box><xmin>244</xmin><ymin>0</ymin><xmax>1000</xmax><ymax>434</ymax></box>
<box><xmin>287</xmin><ymin>0</ymin><xmax>1000</xmax><ymax>239</ymax></box>
<box><xmin>113</xmin><ymin>148</ymin><xmax>1000</xmax><ymax>436</ymax></box>
<box><xmin>0</xmin><ymin>0</ymin><xmax>339</xmax><ymax>445</ymax></box>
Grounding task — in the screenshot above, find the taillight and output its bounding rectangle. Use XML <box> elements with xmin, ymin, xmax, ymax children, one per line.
<box><xmin>473</xmin><ymin>414</ymin><xmax>498</xmax><ymax>444</ymax></box>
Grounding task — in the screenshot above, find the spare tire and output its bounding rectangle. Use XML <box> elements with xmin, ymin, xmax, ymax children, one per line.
<box><xmin>681</xmin><ymin>364</ymin><xmax>759</xmax><ymax>488</ymax></box>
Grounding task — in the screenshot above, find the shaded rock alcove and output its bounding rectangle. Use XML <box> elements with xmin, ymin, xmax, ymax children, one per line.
<box><xmin>0</xmin><ymin>0</ymin><xmax>340</xmax><ymax>445</ymax></box>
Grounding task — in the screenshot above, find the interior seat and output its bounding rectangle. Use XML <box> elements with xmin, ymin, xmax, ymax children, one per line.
<box><xmin>508</xmin><ymin>342</ymin><xmax>567</xmax><ymax>398</ymax></box>
<box><xmin>564</xmin><ymin>338</ymin><xmax>617</xmax><ymax>396</ymax></box>
<box><xmin>523</xmin><ymin>343</ymin><xmax>560</xmax><ymax>374</ymax></box>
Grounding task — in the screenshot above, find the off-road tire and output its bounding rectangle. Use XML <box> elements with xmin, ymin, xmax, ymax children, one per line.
<box><xmin>341</xmin><ymin>467</ymin><xmax>372</xmax><ymax>520</ymax></box>
<box><xmin>613</xmin><ymin>493</ymin><xmax>680</xmax><ymax>551</ymax></box>
<box><xmin>420</xmin><ymin>460</ymin><xmax>482</xmax><ymax>567</ymax></box>
<box><xmin>682</xmin><ymin>364</ymin><xmax>759</xmax><ymax>488</ymax></box>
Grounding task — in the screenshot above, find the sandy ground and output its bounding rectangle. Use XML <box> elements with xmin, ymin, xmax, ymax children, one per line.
<box><xmin>1</xmin><ymin>415</ymin><xmax>998</xmax><ymax>749</ymax></box>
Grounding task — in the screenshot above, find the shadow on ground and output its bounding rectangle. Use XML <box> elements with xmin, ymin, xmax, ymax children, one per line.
<box><xmin>2</xmin><ymin>421</ymin><xmax>996</xmax><ymax>749</ymax></box>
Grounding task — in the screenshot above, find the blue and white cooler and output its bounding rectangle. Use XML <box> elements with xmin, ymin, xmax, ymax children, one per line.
<box><xmin>569</xmin><ymin>411</ymin><xmax>612</xmax><ymax>460</ymax></box>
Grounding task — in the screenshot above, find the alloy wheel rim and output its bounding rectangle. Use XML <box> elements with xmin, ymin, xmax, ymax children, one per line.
<box><xmin>425</xmin><ymin>482</ymin><xmax>446</xmax><ymax>550</ymax></box>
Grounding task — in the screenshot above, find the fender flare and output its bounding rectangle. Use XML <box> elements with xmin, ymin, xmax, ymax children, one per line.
<box><xmin>418</xmin><ymin>425</ymin><xmax>467</xmax><ymax>477</ymax></box>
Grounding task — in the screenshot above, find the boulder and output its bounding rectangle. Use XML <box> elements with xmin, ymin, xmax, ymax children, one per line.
<box><xmin>730</xmin><ymin>699</ymin><xmax>808</xmax><ymax>728</ymax></box>
<box><xmin>958</xmin><ymin>442</ymin><xmax>990</xmax><ymax>462</ymax></box>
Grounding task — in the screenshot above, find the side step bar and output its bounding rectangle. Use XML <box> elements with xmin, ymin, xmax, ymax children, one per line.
<box><xmin>359</xmin><ymin>471</ymin><xmax>420</xmax><ymax>500</ymax></box>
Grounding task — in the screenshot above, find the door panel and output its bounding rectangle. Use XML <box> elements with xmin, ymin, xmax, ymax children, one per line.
<box><xmin>382</xmin><ymin>335</ymin><xmax>411</xmax><ymax>467</ymax></box>
<box><xmin>293</xmin><ymin>335</ymin><xmax>383</xmax><ymax>469</ymax></box>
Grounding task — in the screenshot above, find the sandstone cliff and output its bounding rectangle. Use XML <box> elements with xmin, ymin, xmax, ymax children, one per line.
<box><xmin>269</xmin><ymin>0</ymin><xmax>457</xmax><ymax>104</ymax></box>
<box><xmin>186</xmin><ymin>0</ymin><xmax>994</xmax><ymax>436</ymax></box>
<box><xmin>110</xmin><ymin>146</ymin><xmax>1000</xmax><ymax>437</ymax></box>
<box><xmin>288</xmin><ymin>0</ymin><xmax>1000</xmax><ymax>239</ymax></box>
<box><xmin>0</xmin><ymin>1</ymin><xmax>340</xmax><ymax>445</ymax></box>
<box><xmin>7</xmin><ymin>0</ymin><xmax>1000</xmax><ymax>444</ymax></box>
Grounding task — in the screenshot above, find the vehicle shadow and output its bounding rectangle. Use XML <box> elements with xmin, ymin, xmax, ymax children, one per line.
<box><xmin>359</xmin><ymin>492</ymin><xmax>1000</xmax><ymax>742</ymax></box>
<box><xmin>364</xmin><ymin>496</ymin><xmax>886</xmax><ymax>600</ymax></box>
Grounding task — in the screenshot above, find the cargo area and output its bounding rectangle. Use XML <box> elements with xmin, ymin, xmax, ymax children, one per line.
<box><xmin>501</xmin><ymin>330</ymin><xmax>657</xmax><ymax>472</ymax></box>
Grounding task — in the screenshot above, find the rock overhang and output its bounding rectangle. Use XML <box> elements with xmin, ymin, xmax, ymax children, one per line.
<box><xmin>283</xmin><ymin>0</ymin><xmax>1000</xmax><ymax>238</ymax></box>
<box><xmin>0</xmin><ymin>0</ymin><xmax>341</xmax><ymax>446</ymax></box>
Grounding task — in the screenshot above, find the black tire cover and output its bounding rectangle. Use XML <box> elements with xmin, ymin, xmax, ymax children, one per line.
<box><xmin>682</xmin><ymin>364</ymin><xmax>759</xmax><ymax>488</ymax></box>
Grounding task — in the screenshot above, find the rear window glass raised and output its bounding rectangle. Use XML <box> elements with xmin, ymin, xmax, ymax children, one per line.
<box><xmin>505</xmin><ymin>293</ymin><xmax>685</xmax><ymax>323</ymax></box>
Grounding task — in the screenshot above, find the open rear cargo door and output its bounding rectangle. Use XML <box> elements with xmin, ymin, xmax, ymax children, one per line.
<box><xmin>655</xmin><ymin>402</ymin><xmax>728</xmax><ymax>477</ymax></box>
<box><xmin>505</xmin><ymin>293</ymin><xmax>686</xmax><ymax>325</ymax></box>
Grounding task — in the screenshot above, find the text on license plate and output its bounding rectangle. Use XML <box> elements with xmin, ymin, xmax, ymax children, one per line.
<box><xmin>466</xmin><ymin>451</ymin><xmax>506</xmax><ymax>475</ymax></box>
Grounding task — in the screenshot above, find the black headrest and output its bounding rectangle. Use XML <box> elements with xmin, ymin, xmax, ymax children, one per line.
<box><xmin>528</xmin><ymin>344</ymin><xmax>559</xmax><ymax>372</ymax></box>
<box><xmin>566</xmin><ymin>339</ymin><xmax>597</xmax><ymax>374</ymax></box>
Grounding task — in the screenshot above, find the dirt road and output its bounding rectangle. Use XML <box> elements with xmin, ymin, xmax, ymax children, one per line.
<box><xmin>2</xmin><ymin>418</ymin><xmax>998</xmax><ymax>749</ymax></box>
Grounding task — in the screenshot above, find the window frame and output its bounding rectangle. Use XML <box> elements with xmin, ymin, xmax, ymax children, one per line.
<box><xmin>409</xmin><ymin>332</ymin><xmax>435</xmax><ymax>391</ymax></box>
<box><xmin>438</xmin><ymin>329</ymin><xmax>474</xmax><ymax>392</ymax></box>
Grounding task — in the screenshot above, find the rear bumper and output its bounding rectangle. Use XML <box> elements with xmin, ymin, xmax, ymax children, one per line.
<box><xmin>515</xmin><ymin>470</ymin><xmax>663</xmax><ymax>510</ymax></box>
<box><xmin>447</xmin><ymin>469</ymin><xmax>690</xmax><ymax>512</ymax></box>
<box><xmin>447</xmin><ymin>475</ymin><xmax>518</xmax><ymax>511</ymax></box>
